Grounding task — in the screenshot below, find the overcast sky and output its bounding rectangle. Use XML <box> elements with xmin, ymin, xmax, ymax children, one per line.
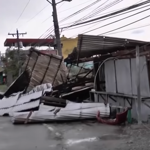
<box><xmin>0</xmin><ymin>0</ymin><xmax>150</xmax><ymax>53</ymax></box>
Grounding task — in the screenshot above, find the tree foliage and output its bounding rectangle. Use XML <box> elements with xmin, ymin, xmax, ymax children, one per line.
<box><xmin>3</xmin><ymin>49</ymin><xmax>19</xmax><ymax>79</ymax></box>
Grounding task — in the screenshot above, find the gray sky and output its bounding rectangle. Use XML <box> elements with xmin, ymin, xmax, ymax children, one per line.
<box><xmin>0</xmin><ymin>0</ymin><xmax>150</xmax><ymax>52</ymax></box>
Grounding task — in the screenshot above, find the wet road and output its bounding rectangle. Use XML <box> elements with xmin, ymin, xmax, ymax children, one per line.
<box><xmin>0</xmin><ymin>118</ymin><xmax>128</xmax><ymax>150</ymax></box>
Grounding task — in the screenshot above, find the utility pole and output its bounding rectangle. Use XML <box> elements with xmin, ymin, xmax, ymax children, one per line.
<box><xmin>8</xmin><ymin>29</ymin><xmax>27</xmax><ymax>75</ymax></box>
<box><xmin>47</xmin><ymin>0</ymin><xmax>72</xmax><ymax>56</ymax></box>
<box><xmin>136</xmin><ymin>45</ymin><xmax>142</xmax><ymax>124</ymax></box>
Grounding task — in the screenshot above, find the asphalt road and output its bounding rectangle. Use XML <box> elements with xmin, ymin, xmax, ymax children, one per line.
<box><xmin>0</xmin><ymin>117</ymin><xmax>129</xmax><ymax>150</ymax></box>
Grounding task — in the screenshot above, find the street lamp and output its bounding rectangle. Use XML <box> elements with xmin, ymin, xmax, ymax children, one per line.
<box><xmin>46</xmin><ymin>0</ymin><xmax>72</xmax><ymax>56</ymax></box>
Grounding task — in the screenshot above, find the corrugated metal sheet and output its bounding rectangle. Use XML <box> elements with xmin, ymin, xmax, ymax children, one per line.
<box><xmin>0</xmin><ymin>83</ymin><xmax>52</xmax><ymax>116</ymax></box>
<box><xmin>22</xmin><ymin>48</ymin><xmax>67</xmax><ymax>91</ymax></box>
<box><xmin>115</xmin><ymin>59</ymin><xmax>132</xmax><ymax>95</ymax></box>
<box><xmin>131</xmin><ymin>56</ymin><xmax>150</xmax><ymax>97</ymax></box>
<box><xmin>105</xmin><ymin>60</ymin><xmax>116</xmax><ymax>93</ymax></box>
<box><xmin>104</xmin><ymin>56</ymin><xmax>150</xmax><ymax>96</ymax></box>
<box><xmin>77</xmin><ymin>34</ymin><xmax>149</xmax><ymax>58</ymax></box>
<box><xmin>12</xmin><ymin>103</ymin><xmax>110</xmax><ymax>124</ymax></box>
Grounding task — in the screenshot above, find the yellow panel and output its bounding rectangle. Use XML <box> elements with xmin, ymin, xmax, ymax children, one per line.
<box><xmin>61</xmin><ymin>35</ymin><xmax>78</xmax><ymax>58</ymax></box>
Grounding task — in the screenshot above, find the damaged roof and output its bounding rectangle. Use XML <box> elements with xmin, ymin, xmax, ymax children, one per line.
<box><xmin>77</xmin><ymin>34</ymin><xmax>150</xmax><ymax>58</ymax></box>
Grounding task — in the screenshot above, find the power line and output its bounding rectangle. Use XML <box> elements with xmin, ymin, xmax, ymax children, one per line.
<box><xmin>106</xmin><ymin>23</ymin><xmax>150</xmax><ymax>35</ymax></box>
<box><xmin>9</xmin><ymin>0</ymin><xmax>31</xmax><ymax>32</ymax></box>
<box><xmin>62</xmin><ymin>3</ymin><xmax>150</xmax><ymax>31</ymax></box>
<box><xmin>74</xmin><ymin>0</ymin><xmax>121</xmax><ymax>24</ymax></box>
<box><xmin>41</xmin><ymin>0</ymin><xmax>150</xmax><ymax>41</ymax></box>
<box><xmin>82</xmin><ymin>6</ymin><xmax>150</xmax><ymax>34</ymax></box>
<box><xmin>65</xmin><ymin>0</ymin><xmax>123</xmax><ymax>32</ymax></box>
<box><xmin>79</xmin><ymin>0</ymin><xmax>145</xmax><ymax>33</ymax></box>
<box><xmin>73</xmin><ymin>0</ymin><xmax>110</xmax><ymax>24</ymax></box>
<box><xmin>59</xmin><ymin>0</ymin><xmax>92</xmax><ymax>13</ymax></box>
<box><xmin>15</xmin><ymin>0</ymin><xmax>31</xmax><ymax>24</ymax></box>
<box><xmin>77</xmin><ymin>0</ymin><xmax>145</xmax><ymax>23</ymax></box>
<box><xmin>70</xmin><ymin>0</ymin><xmax>144</xmax><ymax>26</ymax></box>
<box><xmin>59</xmin><ymin>0</ymin><xmax>102</xmax><ymax>23</ymax></box>
<box><xmin>19</xmin><ymin>1</ymin><xmax>63</xmax><ymax>30</ymax></box>
<box><xmin>62</xmin><ymin>0</ymin><xmax>150</xmax><ymax>29</ymax></box>
<box><xmin>77</xmin><ymin>0</ymin><xmax>124</xmax><ymax>33</ymax></box>
<box><xmin>34</xmin><ymin>2</ymin><xmax>65</xmax><ymax>39</ymax></box>
<box><xmin>59</xmin><ymin>1</ymin><xmax>126</xmax><ymax>27</ymax></box>
<box><xmin>98</xmin><ymin>13</ymin><xmax>150</xmax><ymax>35</ymax></box>
<box><xmin>42</xmin><ymin>0</ymin><xmax>93</xmax><ymax>23</ymax></box>
<box><xmin>19</xmin><ymin>5</ymin><xmax>49</xmax><ymax>29</ymax></box>
<box><xmin>40</xmin><ymin>0</ymin><xmax>102</xmax><ymax>39</ymax></box>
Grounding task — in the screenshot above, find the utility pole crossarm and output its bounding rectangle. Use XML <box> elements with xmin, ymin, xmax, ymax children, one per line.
<box><xmin>7</xmin><ymin>29</ymin><xmax>27</xmax><ymax>76</ymax></box>
<box><xmin>8</xmin><ymin>32</ymin><xmax>27</xmax><ymax>36</ymax></box>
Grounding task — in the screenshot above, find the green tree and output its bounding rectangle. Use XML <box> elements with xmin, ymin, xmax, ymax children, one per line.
<box><xmin>3</xmin><ymin>49</ymin><xmax>19</xmax><ymax>79</ymax></box>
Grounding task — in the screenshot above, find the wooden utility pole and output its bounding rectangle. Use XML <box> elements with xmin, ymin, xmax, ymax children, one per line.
<box><xmin>47</xmin><ymin>0</ymin><xmax>72</xmax><ymax>56</ymax></box>
<box><xmin>8</xmin><ymin>29</ymin><xmax>27</xmax><ymax>75</ymax></box>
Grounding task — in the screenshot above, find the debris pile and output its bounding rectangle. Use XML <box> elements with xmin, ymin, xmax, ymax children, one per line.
<box><xmin>22</xmin><ymin>48</ymin><xmax>68</xmax><ymax>91</ymax></box>
<box><xmin>0</xmin><ymin>47</ymin><xmax>110</xmax><ymax>124</ymax></box>
<box><xmin>12</xmin><ymin>103</ymin><xmax>110</xmax><ymax>124</ymax></box>
<box><xmin>3</xmin><ymin>33</ymin><xmax>149</xmax><ymax>124</ymax></box>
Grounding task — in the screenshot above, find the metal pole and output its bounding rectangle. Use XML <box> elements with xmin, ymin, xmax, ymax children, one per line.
<box><xmin>136</xmin><ymin>45</ymin><xmax>142</xmax><ymax>124</ymax></box>
<box><xmin>52</xmin><ymin>0</ymin><xmax>62</xmax><ymax>56</ymax></box>
<box><xmin>16</xmin><ymin>29</ymin><xmax>20</xmax><ymax>69</ymax></box>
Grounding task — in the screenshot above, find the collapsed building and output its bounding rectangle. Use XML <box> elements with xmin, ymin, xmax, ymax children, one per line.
<box><xmin>66</xmin><ymin>34</ymin><xmax>150</xmax><ymax>123</ymax></box>
<box><xmin>1</xmin><ymin>34</ymin><xmax>150</xmax><ymax>124</ymax></box>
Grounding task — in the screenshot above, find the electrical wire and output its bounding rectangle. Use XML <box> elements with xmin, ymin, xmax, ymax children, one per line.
<box><xmin>64</xmin><ymin>0</ymin><xmax>124</xmax><ymax>32</ymax></box>
<box><xmin>41</xmin><ymin>0</ymin><xmax>92</xmax><ymax>24</ymax></box>
<box><xmin>63</xmin><ymin>0</ymin><xmax>145</xmax><ymax>27</ymax></box>
<box><xmin>45</xmin><ymin>0</ymin><xmax>121</xmax><ymax>38</ymax></box>
<box><xmin>45</xmin><ymin>6</ymin><xmax>150</xmax><ymax>43</ymax></box>
<box><xmin>82</xmin><ymin>6</ymin><xmax>150</xmax><ymax>34</ymax></box>
<box><xmin>61</xmin><ymin>3</ymin><xmax>150</xmax><ymax>32</ymax></box>
<box><xmin>15</xmin><ymin>0</ymin><xmax>31</xmax><ymax>24</ymax></box>
<box><xmin>106</xmin><ymin>23</ymin><xmax>150</xmax><ymax>35</ymax></box>
<box><xmin>42</xmin><ymin>0</ymin><xmax>101</xmax><ymax>25</ymax></box>
<box><xmin>62</xmin><ymin>0</ymin><xmax>150</xmax><ymax>29</ymax></box>
<box><xmin>74</xmin><ymin>0</ymin><xmax>121</xmax><ymax>25</ymax></box>
<box><xmin>73</xmin><ymin>0</ymin><xmax>110</xmax><ymax>24</ymax></box>
<box><xmin>18</xmin><ymin>1</ymin><xmax>63</xmax><ymax>33</ymax></box>
<box><xmin>35</xmin><ymin>0</ymin><xmax>147</xmax><ymax>45</ymax></box>
<box><xmin>40</xmin><ymin>0</ymin><xmax>102</xmax><ymax>39</ymax></box>
<box><xmin>9</xmin><ymin>0</ymin><xmax>31</xmax><ymax>32</ymax></box>
<box><xmin>98</xmin><ymin>13</ymin><xmax>150</xmax><ymax>35</ymax></box>
<box><xmin>59</xmin><ymin>0</ymin><xmax>92</xmax><ymax>13</ymax></box>
<box><xmin>34</xmin><ymin>0</ymin><xmax>150</xmax><ymax>47</ymax></box>
<box><xmin>36</xmin><ymin>2</ymin><xmax>66</xmax><ymax>39</ymax></box>
<box><xmin>79</xmin><ymin>0</ymin><xmax>147</xmax><ymax>33</ymax></box>
<box><xmin>59</xmin><ymin>0</ymin><xmax>102</xmax><ymax>23</ymax></box>
<box><xmin>18</xmin><ymin>5</ymin><xmax>49</xmax><ymax>29</ymax></box>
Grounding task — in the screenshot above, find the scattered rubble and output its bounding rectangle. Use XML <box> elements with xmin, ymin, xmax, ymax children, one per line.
<box><xmin>0</xmin><ymin>47</ymin><xmax>108</xmax><ymax>124</ymax></box>
<box><xmin>2</xmin><ymin>34</ymin><xmax>150</xmax><ymax>126</ymax></box>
